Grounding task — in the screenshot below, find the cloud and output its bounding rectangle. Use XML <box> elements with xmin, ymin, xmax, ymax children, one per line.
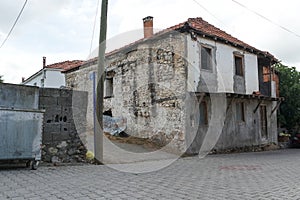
<box><xmin>1</xmin><ymin>0</ymin><xmax>300</xmax><ymax>83</ymax></box>
<box><xmin>0</xmin><ymin>0</ymin><xmax>98</xmax><ymax>83</ymax></box>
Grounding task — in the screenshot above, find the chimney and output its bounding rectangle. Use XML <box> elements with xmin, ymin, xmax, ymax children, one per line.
<box><xmin>22</xmin><ymin>77</ymin><xmax>25</xmax><ymax>83</ymax></box>
<box><xmin>143</xmin><ymin>16</ymin><xmax>153</xmax><ymax>38</ymax></box>
<box><xmin>43</xmin><ymin>56</ymin><xmax>46</xmax><ymax>68</ymax></box>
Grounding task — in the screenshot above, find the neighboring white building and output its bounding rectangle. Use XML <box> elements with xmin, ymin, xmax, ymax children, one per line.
<box><xmin>22</xmin><ymin>58</ymin><xmax>83</xmax><ymax>88</ymax></box>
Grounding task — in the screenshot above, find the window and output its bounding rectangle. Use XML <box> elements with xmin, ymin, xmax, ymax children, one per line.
<box><xmin>199</xmin><ymin>101</ymin><xmax>208</xmax><ymax>125</ymax></box>
<box><xmin>236</xmin><ymin>102</ymin><xmax>245</xmax><ymax>122</ymax></box>
<box><xmin>234</xmin><ymin>55</ymin><xmax>244</xmax><ymax>76</ymax></box>
<box><xmin>201</xmin><ymin>46</ymin><xmax>212</xmax><ymax>70</ymax></box>
<box><xmin>105</xmin><ymin>78</ymin><xmax>113</xmax><ymax>98</ymax></box>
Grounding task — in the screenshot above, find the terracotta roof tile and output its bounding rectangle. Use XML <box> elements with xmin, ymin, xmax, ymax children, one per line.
<box><xmin>64</xmin><ymin>17</ymin><xmax>276</xmax><ymax>72</ymax></box>
<box><xmin>46</xmin><ymin>60</ymin><xmax>84</xmax><ymax>71</ymax></box>
<box><xmin>105</xmin><ymin>17</ymin><xmax>276</xmax><ymax>60</ymax></box>
<box><xmin>187</xmin><ymin>17</ymin><xmax>256</xmax><ymax>50</ymax></box>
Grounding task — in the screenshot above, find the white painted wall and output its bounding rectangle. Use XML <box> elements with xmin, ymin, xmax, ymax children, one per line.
<box><xmin>187</xmin><ymin>35</ymin><xmax>259</xmax><ymax>94</ymax></box>
<box><xmin>24</xmin><ymin>70</ymin><xmax>44</xmax><ymax>87</ymax></box>
<box><xmin>216</xmin><ymin>43</ymin><xmax>235</xmax><ymax>93</ymax></box>
<box><xmin>244</xmin><ymin>54</ymin><xmax>259</xmax><ymax>94</ymax></box>
<box><xmin>187</xmin><ymin>36</ymin><xmax>200</xmax><ymax>92</ymax></box>
<box><xmin>44</xmin><ymin>70</ymin><xmax>66</xmax><ymax>88</ymax></box>
<box><xmin>23</xmin><ymin>69</ymin><xmax>65</xmax><ymax>88</ymax></box>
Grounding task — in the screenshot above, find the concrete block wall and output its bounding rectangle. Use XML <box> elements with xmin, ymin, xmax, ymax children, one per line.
<box><xmin>39</xmin><ymin>88</ymin><xmax>88</xmax><ymax>163</ymax></box>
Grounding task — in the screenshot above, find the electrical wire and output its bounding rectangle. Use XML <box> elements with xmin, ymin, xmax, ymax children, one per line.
<box><xmin>0</xmin><ymin>0</ymin><xmax>28</xmax><ymax>49</ymax></box>
<box><xmin>191</xmin><ymin>0</ymin><xmax>226</xmax><ymax>26</ymax></box>
<box><xmin>89</xmin><ymin>0</ymin><xmax>100</xmax><ymax>55</ymax></box>
<box><xmin>232</xmin><ymin>0</ymin><xmax>300</xmax><ymax>38</ymax></box>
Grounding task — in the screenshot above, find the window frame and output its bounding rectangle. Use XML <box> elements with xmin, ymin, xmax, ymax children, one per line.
<box><xmin>234</xmin><ymin>53</ymin><xmax>244</xmax><ymax>77</ymax></box>
<box><xmin>104</xmin><ymin>78</ymin><xmax>114</xmax><ymax>98</ymax></box>
<box><xmin>200</xmin><ymin>45</ymin><xmax>213</xmax><ymax>71</ymax></box>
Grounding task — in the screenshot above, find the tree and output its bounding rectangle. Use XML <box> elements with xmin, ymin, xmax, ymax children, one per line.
<box><xmin>0</xmin><ymin>75</ymin><xmax>3</xmax><ymax>83</ymax></box>
<box><xmin>275</xmin><ymin>63</ymin><xmax>300</xmax><ymax>132</ymax></box>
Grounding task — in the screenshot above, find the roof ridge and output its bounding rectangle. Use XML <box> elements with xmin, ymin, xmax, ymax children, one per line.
<box><xmin>63</xmin><ymin>16</ymin><xmax>277</xmax><ymax>73</ymax></box>
<box><xmin>187</xmin><ymin>17</ymin><xmax>261</xmax><ymax>51</ymax></box>
<box><xmin>45</xmin><ymin>60</ymin><xmax>84</xmax><ymax>71</ymax></box>
<box><xmin>46</xmin><ymin>60</ymin><xmax>83</xmax><ymax>67</ymax></box>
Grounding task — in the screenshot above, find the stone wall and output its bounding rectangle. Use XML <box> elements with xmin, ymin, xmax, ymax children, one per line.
<box><xmin>66</xmin><ymin>33</ymin><xmax>189</xmax><ymax>154</ymax></box>
<box><xmin>65</xmin><ymin>62</ymin><xmax>97</xmax><ymax>153</ymax></box>
<box><xmin>39</xmin><ymin>88</ymin><xmax>88</xmax><ymax>163</ymax></box>
<box><xmin>106</xmin><ymin>34</ymin><xmax>188</xmax><ymax>153</ymax></box>
<box><xmin>65</xmin><ymin>32</ymin><xmax>279</xmax><ymax>155</ymax></box>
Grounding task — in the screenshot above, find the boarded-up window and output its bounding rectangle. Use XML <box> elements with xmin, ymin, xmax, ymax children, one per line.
<box><xmin>234</xmin><ymin>55</ymin><xmax>244</xmax><ymax>76</ymax></box>
<box><xmin>236</xmin><ymin>102</ymin><xmax>245</xmax><ymax>122</ymax></box>
<box><xmin>199</xmin><ymin>101</ymin><xmax>208</xmax><ymax>125</ymax></box>
<box><xmin>201</xmin><ymin>46</ymin><xmax>212</xmax><ymax>70</ymax></box>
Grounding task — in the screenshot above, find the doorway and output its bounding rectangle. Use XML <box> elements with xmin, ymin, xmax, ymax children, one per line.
<box><xmin>260</xmin><ymin>105</ymin><xmax>268</xmax><ymax>140</ymax></box>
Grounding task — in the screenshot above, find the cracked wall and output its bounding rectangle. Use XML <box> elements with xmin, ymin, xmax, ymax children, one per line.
<box><xmin>66</xmin><ymin>33</ymin><xmax>189</xmax><ymax>154</ymax></box>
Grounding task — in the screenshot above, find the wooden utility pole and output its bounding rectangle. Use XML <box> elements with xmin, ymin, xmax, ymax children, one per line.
<box><xmin>95</xmin><ymin>0</ymin><xmax>108</xmax><ymax>163</ymax></box>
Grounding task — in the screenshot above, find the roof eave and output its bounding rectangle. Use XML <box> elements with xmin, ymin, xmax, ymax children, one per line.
<box><xmin>186</xmin><ymin>26</ymin><xmax>277</xmax><ymax>61</ymax></box>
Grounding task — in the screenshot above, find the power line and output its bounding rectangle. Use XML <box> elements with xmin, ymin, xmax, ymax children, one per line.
<box><xmin>0</xmin><ymin>0</ymin><xmax>28</xmax><ymax>49</ymax></box>
<box><xmin>191</xmin><ymin>0</ymin><xmax>226</xmax><ymax>26</ymax></box>
<box><xmin>232</xmin><ymin>0</ymin><xmax>300</xmax><ymax>38</ymax></box>
<box><xmin>89</xmin><ymin>0</ymin><xmax>100</xmax><ymax>55</ymax></box>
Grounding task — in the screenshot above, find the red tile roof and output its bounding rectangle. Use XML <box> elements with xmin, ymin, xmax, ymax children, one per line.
<box><xmin>158</xmin><ymin>17</ymin><xmax>275</xmax><ymax>59</ymax></box>
<box><xmin>22</xmin><ymin>60</ymin><xmax>84</xmax><ymax>83</ymax></box>
<box><xmin>188</xmin><ymin>17</ymin><xmax>253</xmax><ymax>48</ymax></box>
<box><xmin>46</xmin><ymin>60</ymin><xmax>84</xmax><ymax>71</ymax></box>
<box><xmin>64</xmin><ymin>17</ymin><xmax>276</xmax><ymax>72</ymax></box>
<box><xmin>186</xmin><ymin>18</ymin><xmax>275</xmax><ymax>58</ymax></box>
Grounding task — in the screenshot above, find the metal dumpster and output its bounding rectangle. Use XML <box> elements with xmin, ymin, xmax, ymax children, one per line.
<box><xmin>0</xmin><ymin>107</ymin><xmax>43</xmax><ymax>169</ymax></box>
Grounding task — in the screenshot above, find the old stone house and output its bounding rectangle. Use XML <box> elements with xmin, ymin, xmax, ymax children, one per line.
<box><xmin>64</xmin><ymin>17</ymin><xmax>281</xmax><ymax>155</ymax></box>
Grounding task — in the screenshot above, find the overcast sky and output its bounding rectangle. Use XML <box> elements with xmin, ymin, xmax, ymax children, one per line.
<box><xmin>0</xmin><ymin>0</ymin><xmax>299</xmax><ymax>84</ymax></box>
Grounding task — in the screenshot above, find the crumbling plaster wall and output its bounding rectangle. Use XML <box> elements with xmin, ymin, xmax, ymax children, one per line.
<box><xmin>186</xmin><ymin>97</ymin><xmax>278</xmax><ymax>155</ymax></box>
<box><xmin>106</xmin><ymin>34</ymin><xmax>188</xmax><ymax>153</ymax></box>
<box><xmin>66</xmin><ymin>33</ymin><xmax>190</xmax><ymax>153</ymax></box>
<box><xmin>215</xmin><ymin>99</ymin><xmax>277</xmax><ymax>150</ymax></box>
<box><xmin>185</xmin><ymin>34</ymin><xmax>277</xmax><ymax>154</ymax></box>
<box><xmin>186</xmin><ymin>36</ymin><xmax>259</xmax><ymax>94</ymax></box>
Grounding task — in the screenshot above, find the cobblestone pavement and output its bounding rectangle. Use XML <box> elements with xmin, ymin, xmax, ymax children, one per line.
<box><xmin>1</xmin><ymin>149</ymin><xmax>300</xmax><ymax>199</ymax></box>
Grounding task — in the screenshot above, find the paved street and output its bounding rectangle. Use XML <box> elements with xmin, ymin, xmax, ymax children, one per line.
<box><xmin>1</xmin><ymin>149</ymin><xmax>300</xmax><ymax>200</ymax></box>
